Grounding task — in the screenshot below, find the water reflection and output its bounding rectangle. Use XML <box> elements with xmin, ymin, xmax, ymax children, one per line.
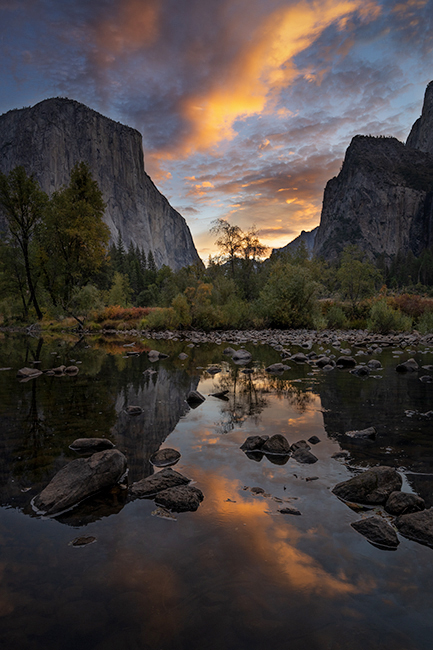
<box><xmin>0</xmin><ymin>335</ymin><xmax>433</xmax><ymax>649</ymax></box>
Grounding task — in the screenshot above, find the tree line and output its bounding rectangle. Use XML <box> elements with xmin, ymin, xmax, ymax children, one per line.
<box><xmin>1</xmin><ymin>164</ymin><xmax>433</xmax><ymax>332</ymax></box>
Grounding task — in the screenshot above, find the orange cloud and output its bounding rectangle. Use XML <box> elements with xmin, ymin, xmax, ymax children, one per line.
<box><xmin>178</xmin><ymin>0</ymin><xmax>380</xmax><ymax>154</ymax></box>
<box><xmin>94</xmin><ymin>0</ymin><xmax>160</xmax><ymax>62</ymax></box>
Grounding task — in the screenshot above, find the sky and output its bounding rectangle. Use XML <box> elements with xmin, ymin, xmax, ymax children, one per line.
<box><xmin>1</xmin><ymin>0</ymin><xmax>433</xmax><ymax>261</ymax></box>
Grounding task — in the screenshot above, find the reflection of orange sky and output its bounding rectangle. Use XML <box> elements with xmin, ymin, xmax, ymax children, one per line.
<box><xmin>194</xmin><ymin>469</ymin><xmax>365</xmax><ymax>596</ymax></box>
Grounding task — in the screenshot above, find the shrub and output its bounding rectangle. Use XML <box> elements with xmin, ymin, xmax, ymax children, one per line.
<box><xmin>140</xmin><ymin>307</ymin><xmax>180</xmax><ymax>330</ymax></box>
<box><xmin>390</xmin><ymin>293</ymin><xmax>433</xmax><ymax>318</ymax></box>
<box><xmin>325</xmin><ymin>304</ymin><xmax>348</xmax><ymax>329</ymax></box>
<box><xmin>417</xmin><ymin>310</ymin><xmax>433</xmax><ymax>334</ymax></box>
<box><xmin>258</xmin><ymin>262</ymin><xmax>319</xmax><ymax>328</ymax></box>
<box><xmin>171</xmin><ymin>293</ymin><xmax>192</xmax><ymax>328</ymax></box>
<box><xmin>368</xmin><ymin>299</ymin><xmax>412</xmax><ymax>333</ymax></box>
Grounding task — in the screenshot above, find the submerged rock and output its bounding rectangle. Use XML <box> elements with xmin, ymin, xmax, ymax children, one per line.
<box><xmin>150</xmin><ymin>448</ymin><xmax>181</xmax><ymax>468</ymax></box>
<box><xmin>351</xmin><ymin>516</ymin><xmax>399</xmax><ymax>549</ymax></box>
<box><xmin>265</xmin><ymin>362</ymin><xmax>290</xmax><ymax>373</ymax></box>
<box><xmin>210</xmin><ymin>390</ymin><xmax>229</xmax><ymax>400</ymax></box>
<box><xmin>332</xmin><ymin>466</ymin><xmax>402</xmax><ymax>505</ymax></box>
<box><xmin>395</xmin><ymin>508</ymin><xmax>433</xmax><ymax>548</ymax></box>
<box><xmin>290</xmin><ymin>440</ymin><xmax>311</xmax><ymax>452</ymax></box>
<box><xmin>69</xmin><ymin>438</ymin><xmax>115</xmax><ymax>451</ymax></box>
<box><xmin>33</xmin><ymin>449</ymin><xmax>127</xmax><ymax>516</ymax></box>
<box><xmin>344</xmin><ymin>427</ymin><xmax>376</xmax><ymax>440</ymax></box>
<box><xmin>279</xmin><ymin>506</ymin><xmax>301</xmax><ymax>516</ymax></box>
<box><xmin>231</xmin><ymin>349</ymin><xmax>253</xmax><ymax>364</ymax></box>
<box><xmin>385</xmin><ymin>491</ymin><xmax>425</xmax><ymax>516</ymax></box>
<box><xmin>130</xmin><ymin>468</ymin><xmax>191</xmax><ymax>498</ymax></box>
<box><xmin>336</xmin><ymin>356</ymin><xmax>356</xmax><ymax>368</ymax></box>
<box><xmin>154</xmin><ymin>485</ymin><xmax>204</xmax><ymax>512</ymax></box>
<box><xmin>16</xmin><ymin>367</ymin><xmax>43</xmax><ymax>379</ymax></box>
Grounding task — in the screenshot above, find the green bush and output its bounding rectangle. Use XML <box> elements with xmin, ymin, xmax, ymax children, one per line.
<box><xmin>140</xmin><ymin>307</ymin><xmax>180</xmax><ymax>330</ymax></box>
<box><xmin>171</xmin><ymin>293</ymin><xmax>192</xmax><ymax>328</ymax></box>
<box><xmin>417</xmin><ymin>310</ymin><xmax>433</xmax><ymax>334</ymax></box>
<box><xmin>325</xmin><ymin>304</ymin><xmax>348</xmax><ymax>329</ymax></box>
<box><xmin>367</xmin><ymin>299</ymin><xmax>412</xmax><ymax>333</ymax></box>
<box><xmin>258</xmin><ymin>261</ymin><xmax>319</xmax><ymax>328</ymax></box>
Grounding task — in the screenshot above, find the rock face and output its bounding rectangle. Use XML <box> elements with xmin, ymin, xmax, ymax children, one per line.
<box><xmin>271</xmin><ymin>227</ymin><xmax>318</xmax><ymax>259</ymax></box>
<box><xmin>0</xmin><ymin>98</ymin><xmax>202</xmax><ymax>270</ymax></box>
<box><xmin>313</xmin><ymin>81</ymin><xmax>433</xmax><ymax>262</ymax></box>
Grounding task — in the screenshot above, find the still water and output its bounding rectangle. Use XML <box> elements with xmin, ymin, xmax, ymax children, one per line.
<box><xmin>0</xmin><ymin>332</ymin><xmax>432</xmax><ymax>650</ymax></box>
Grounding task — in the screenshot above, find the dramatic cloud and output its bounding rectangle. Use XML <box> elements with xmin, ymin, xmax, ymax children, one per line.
<box><xmin>1</xmin><ymin>0</ymin><xmax>432</xmax><ymax>258</ymax></box>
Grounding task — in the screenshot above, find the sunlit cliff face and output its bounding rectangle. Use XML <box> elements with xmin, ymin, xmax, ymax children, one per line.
<box><xmin>1</xmin><ymin>0</ymin><xmax>432</xmax><ymax>257</ymax></box>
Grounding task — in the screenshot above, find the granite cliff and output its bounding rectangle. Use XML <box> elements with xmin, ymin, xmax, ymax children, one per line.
<box><xmin>0</xmin><ymin>98</ymin><xmax>202</xmax><ymax>270</ymax></box>
<box><xmin>271</xmin><ymin>227</ymin><xmax>318</xmax><ymax>259</ymax></box>
<box><xmin>313</xmin><ymin>81</ymin><xmax>433</xmax><ymax>262</ymax></box>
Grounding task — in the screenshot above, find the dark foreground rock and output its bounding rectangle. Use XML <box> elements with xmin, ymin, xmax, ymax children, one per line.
<box><xmin>332</xmin><ymin>466</ymin><xmax>402</xmax><ymax>505</ymax></box>
<box><xmin>33</xmin><ymin>449</ymin><xmax>127</xmax><ymax>516</ymax></box>
<box><xmin>336</xmin><ymin>356</ymin><xmax>356</xmax><ymax>368</ymax></box>
<box><xmin>292</xmin><ymin>448</ymin><xmax>318</xmax><ymax>464</ymax></box>
<box><xmin>130</xmin><ymin>468</ymin><xmax>191</xmax><ymax>498</ymax></box>
<box><xmin>261</xmin><ymin>434</ymin><xmax>291</xmax><ymax>455</ymax></box>
<box><xmin>395</xmin><ymin>508</ymin><xmax>433</xmax><ymax>548</ymax></box>
<box><xmin>155</xmin><ymin>485</ymin><xmax>204</xmax><ymax>512</ymax></box>
<box><xmin>240</xmin><ymin>435</ymin><xmax>269</xmax><ymax>452</ymax></box>
<box><xmin>186</xmin><ymin>390</ymin><xmax>206</xmax><ymax>407</ymax></box>
<box><xmin>279</xmin><ymin>506</ymin><xmax>301</xmax><ymax>516</ymax></box>
<box><xmin>351</xmin><ymin>516</ymin><xmax>399</xmax><ymax>549</ymax></box>
<box><xmin>150</xmin><ymin>448</ymin><xmax>181</xmax><ymax>467</ymax></box>
<box><xmin>396</xmin><ymin>358</ymin><xmax>419</xmax><ymax>372</ymax></box>
<box><xmin>69</xmin><ymin>438</ymin><xmax>115</xmax><ymax>451</ymax></box>
<box><xmin>385</xmin><ymin>491</ymin><xmax>425</xmax><ymax>516</ymax></box>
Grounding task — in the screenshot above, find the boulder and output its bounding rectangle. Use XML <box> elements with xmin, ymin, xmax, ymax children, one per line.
<box><xmin>265</xmin><ymin>363</ymin><xmax>290</xmax><ymax>373</ymax></box>
<box><xmin>308</xmin><ymin>435</ymin><xmax>321</xmax><ymax>445</ymax></box>
<box><xmin>290</xmin><ymin>440</ymin><xmax>311</xmax><ymax>452</ymax></box>
<box><xmin>186</xmin><ymin>390</ymin><xmax>206</xmax><ymax>407</ymax></box>
<box><xmin>344</xmin><ymin>427</ymin><xmax>376</xmax><ymax>440</ymax></box>
<box><xmin>33</xmin><ymin>449</ymin><xmax>127</xmax><ymax>516</ymax></box>
<box><xmin>65</xmin><ymin>365</ymin><xmax>79</xmax><ymax>375</ymax></box>
<box><xmin>351</xmin><ymin>365</ymin><xmax>370</xmax><ymax>377</ymax></box>
<box><xmin>240</xmin><ymin>435</ymin><xmax>269</xmax><ymax>452</ymax></box>
<box><xmin>231</xmin><ymin>349</ymin><xmax>252</xmax><ymax>364</ymax></box>
<box><xmin>261</xmin><ymin>434</ymin><xmax>291</xmax><ymax>455</ymax></box>
<box><xmin>351</xmin><ymin>516</ymin><xmax>399</xmax><ymax>549</ymax></box>
<box><xmin>290</xmin><ymin>352</ymin><xmax>309</xmax><ymax>363</ymax></box>
<box><xmin>395</xmin><ymin>508</ymin><xmax>433</xmax><ymax>548</ymax></box>
<box><xmin>396</xmin><ymin>358</ymin><xmax>419</xmax><ymax>372</ymax></box>
<box><xmin>279</xmin><ymin>506</ymin><xmax>301</xmax><ymax>516</ymax></box>
<box><xmin>154</xmin><ymin>485</ymin><xmax>204</xmax><ymax>512</ymax></box>
<box><xmin>336</xmin><ymin>356</ymin><xmax>356</xmax><ymax>368</ymax></box>
<box><xmin>292</xmin><ymin>448</ymin><xmax>318</xmax><ymax>464</ymax></box>
<box><xmin>16</xmin><ymin>367</ymin><xmax>43</xmax><ymax>379</ymax></box>
<box><xmin>367</xmin><ymin>359</ymin><xmax>382</xmax><ymax>370</ymax></box>
<box><xmin>178</xmin><ymin>353</ymin><xmax>188</xmax><ymax>360</ymax></box>
<box><xmin>332</xmin><ymin>466</ymin><xmax>402</xmax><ymax>505</ymax></box>
<box><xmin>223</xmin><ymin>347</ymin><xmax>236</xmax><ymax>356</ymax></box>
<box><xmin>52</xmin><ymin>365</ymin><xmax>66</xmax><ymax>375</ymax></box>
<box><xmin>69</xmin><ymin>438</ymin><xmax>115</xmax><ymax>451</ymax></box>
<box><xmin>130</xmin><ymin>468</ymin><xmax>191</xmax><ymax>498</ymax></box>
<box><xmin>148</xmin><ymin>349</ymin><xmax>160</xmax><ymax>361</ymax></box>
<box><xmin>207</xmin><ymin>366</ymin><xmax>221</xmax><ymax>375</ymax></box>
<box><xmin>419</xmin><ymin>375</ymin><xmax>433</xmax><ymax>383</ymax></box>
<box><xmin>210</xmin><ymin>390</ymin><xmax>229</xmax><ymax>400</ymax></box>
<box><xmin>385</xmin><ymin>491</ymin><xmax>425</xmax><ymax>516</ymax></box>
<box><xmin>125</xmin><ymin>405</ymin><xmax>143</xmax><ymax>415</ymax></box>
<box><xmin>316</xmin><ymin>356</ymin><xmax>332</xmax><ymax>368</ymax></box>
<box><xmin>150</xmin><ymin>448</ymin><xmax>181</xmax><ymax>468</ymax></box>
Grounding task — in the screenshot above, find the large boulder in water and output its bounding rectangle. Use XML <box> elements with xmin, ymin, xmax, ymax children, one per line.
<box><xmin>33</xmin><ymin>449</ymin><xmax>127</xmax><ymax>515</ymax></box>
<box><xmin>395</xmin><ymin>508</ymin><xmax>433</xmax><ymax>548</ymax></box>
<box><xmin>332</xmin><ymin>466</ymin><xmax>402</xmax><ymax>505</ymax></box>
<box><xmin>130</xmin><ymin>468</ymin><xmax>191</xmax><ymax>498</ymax></box>
<box><xmin>351</xmin><ymin>516</ymin><xmax>399</xmax><ymax>549</ymax></box>
<box><xmin>155</xmin><ymin>485</ymin><xmax>204</xmax><ymax>512</ymax></box>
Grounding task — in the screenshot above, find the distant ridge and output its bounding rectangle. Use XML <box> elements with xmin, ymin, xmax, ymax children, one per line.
<box><xmin>271</xmin><ymin>227</ymin><xmax>318</xmax><ymax>258</ymax></box>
